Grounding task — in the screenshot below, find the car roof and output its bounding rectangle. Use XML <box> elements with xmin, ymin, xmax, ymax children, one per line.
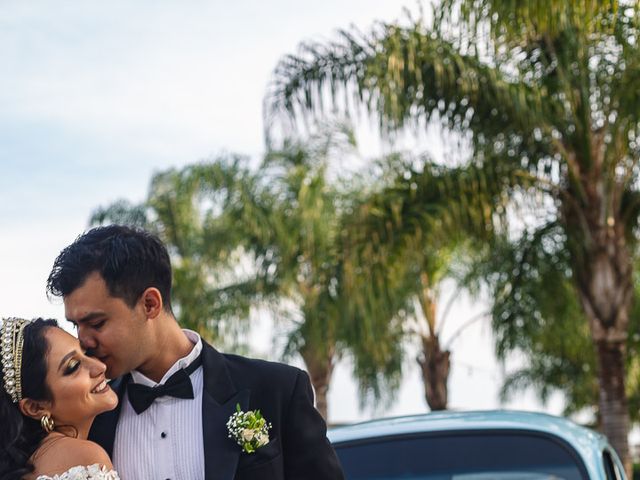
<box><xmin>328</xmin><ymin>410</ymin><xmax>611</xmax><ymax>455</ymax></box>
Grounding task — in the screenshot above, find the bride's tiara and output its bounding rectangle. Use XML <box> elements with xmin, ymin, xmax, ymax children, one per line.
<box><xmin>1</xmin><ymin>317</ymin><xmax>29</xmax><ymax>403</ymax></box>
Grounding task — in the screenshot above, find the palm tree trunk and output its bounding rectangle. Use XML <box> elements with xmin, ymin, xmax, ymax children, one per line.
<box><xmin>565</xmin><ymin>188</ymin><xmax>634</xmax><ymax>474</ymax></box>
<box><xmin>575</xmin><ymin>250</ymin><xmax>633</xmax><ymax>475</ymax></box>
<box><xmin>416</xmin><ymin>273</ymin><xmax>450</xmax><ymax>410</ymax></box>
<box><xmin>417</xmin><ymin>333</ymin><xmax>450</xmax><ymax>410</ymax></box>
<box><xmin>301</xmin><ymin>347</ymin><xmax>335</xmax><ymax>421</ymax></box>
<box><xmin>595</xmin><ymin>339</ymin><xmax>629</xmax><ymax>471</ymax></box>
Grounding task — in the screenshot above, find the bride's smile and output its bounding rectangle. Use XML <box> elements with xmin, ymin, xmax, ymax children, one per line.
<box><xmin>39</xmin><ymin>327</ymin><xmax>119</xmax><ymax>433</ymax></box>
<box><xmin>0</xmin><ymin>318</ymin><xmax>121</xmax><ymax>480</ymax></box>
<box><xmin>91</xmin><ymin>380</ymin><xmax>109</xmax><ymax>394</ymax></box>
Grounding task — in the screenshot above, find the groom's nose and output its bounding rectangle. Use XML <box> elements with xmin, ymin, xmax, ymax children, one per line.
<box><xmin>86</xmin><ymin>355</ymin><xmax>107</xmax><ymax>376</ymax></box>
<box><xmin>79</xmin><ymin>328</ymin><xmax>98</xmax><ymax>351</ymax></box>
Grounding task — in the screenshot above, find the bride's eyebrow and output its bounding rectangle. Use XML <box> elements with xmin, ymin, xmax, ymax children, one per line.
<box><xmin>57</xmin><ymin>351</ymin><xmax>78</xmax><ymax>372</ymax></box>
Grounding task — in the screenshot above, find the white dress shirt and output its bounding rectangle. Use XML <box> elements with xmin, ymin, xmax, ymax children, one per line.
<box><xmin>113</xmin><ymin>330</ymin><xmax>205</xmax><ymax>480</ymax></box>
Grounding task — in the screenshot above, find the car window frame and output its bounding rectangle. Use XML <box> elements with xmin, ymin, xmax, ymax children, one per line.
<box><xmin>602</xmin><ymin>447</ymin><xmax>625</xmax><ymax>480</ymax></box>
<box><xmin>332</xmin><ymin>428</ymin><xmax>591</xmax><ymax>480</ymax></box>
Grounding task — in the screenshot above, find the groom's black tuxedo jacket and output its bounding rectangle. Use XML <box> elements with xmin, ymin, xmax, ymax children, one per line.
<box><xmin>89</xmin><ymin>341</ymin><xmax>345</xmax><ymax>480</ymax></box>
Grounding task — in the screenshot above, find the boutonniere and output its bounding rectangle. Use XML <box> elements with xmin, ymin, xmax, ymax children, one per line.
<box><xmin>226</xmin><ymin>403</ymin><xmax>272</xmax><ymax>453</ymax></box>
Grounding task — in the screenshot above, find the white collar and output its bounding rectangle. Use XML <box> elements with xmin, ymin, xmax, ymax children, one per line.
<box><xmin>130</xmin><ymin>329</ymin><xmax>203</xmax><ymax>387</ymax></box>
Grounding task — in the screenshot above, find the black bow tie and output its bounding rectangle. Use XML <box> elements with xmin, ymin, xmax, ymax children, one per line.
<box><xmin>127</xmin><ymin>356</ymin><xmax>202</xmax><ymax>415</ymax></box>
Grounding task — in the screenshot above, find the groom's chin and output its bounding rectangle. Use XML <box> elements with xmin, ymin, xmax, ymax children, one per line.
<box><xmin>105</xmin><ymin>364</ymin><xmax>129</xmax><ymax>380</ymax></box>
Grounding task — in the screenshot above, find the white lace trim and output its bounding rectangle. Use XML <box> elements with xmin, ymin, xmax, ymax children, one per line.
<box><xmin>35</xmin><ymin>463</ymin><xmax>120</xmax><ymax>480</ymax></box>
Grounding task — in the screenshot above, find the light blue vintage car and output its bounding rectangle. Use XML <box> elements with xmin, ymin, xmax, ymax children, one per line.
<box><xmin>329</xmin><ymin>410</ymin><xmax>626</xmax><ymax>479</ymax></box>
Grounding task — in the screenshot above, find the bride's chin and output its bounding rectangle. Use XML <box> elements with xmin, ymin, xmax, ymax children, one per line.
<box><xmin>95</xmin><ymin>390</ymin><xmax>119</xmax><ymax>413</ymax></box>
<box><xmin>104</xmin><ymin>391</ymin><xmax>119</xmax><ymax>410</ymax></box>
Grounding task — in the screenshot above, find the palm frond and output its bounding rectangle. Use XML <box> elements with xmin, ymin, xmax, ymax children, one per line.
<box><xmin>267</xmin><ymin>20</ymin><xmax>548</xmax><ymax>142</ymax></box>
<box><xmin>440</xmin><ymin>0</ymin><xmax>622</xmax><ymax>43</ymax></box>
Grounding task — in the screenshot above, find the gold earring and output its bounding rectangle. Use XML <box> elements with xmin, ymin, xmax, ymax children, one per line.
<box><xmin>40</xmin><ymin>414</ymin><xmax>55</xmax><ymax>433</ymax></box>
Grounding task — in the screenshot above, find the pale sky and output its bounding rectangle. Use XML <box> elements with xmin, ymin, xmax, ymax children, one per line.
<box><xmin>0</xmin><ymin>0</ymin><xmax>561</xmax><ymax>423</ymax></box>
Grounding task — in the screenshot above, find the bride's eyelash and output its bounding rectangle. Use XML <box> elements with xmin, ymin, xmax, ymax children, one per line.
<box><xmin>64</xmin><ymin>359</ymin><xmax>81</xmax><ymax>375</ymax></box>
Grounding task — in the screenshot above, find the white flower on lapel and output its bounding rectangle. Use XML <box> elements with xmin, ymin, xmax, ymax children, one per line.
<box><xmin>226</xmin><ymin>403</ymin><xmax>272</xmax><ymax>453</ymax></box>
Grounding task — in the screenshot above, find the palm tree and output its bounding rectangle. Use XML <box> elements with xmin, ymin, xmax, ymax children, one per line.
<box><xmin>188</xmin><ymin>130</ymin><xmax>408</xmax><ymax>420</ymax></box>
<box><xmin>91</xmin><ymin>128</ymin><xmax>404</xmax><ymax>420</ymax></box>
<box><xmin>341</xmin><ymin>156</ymin><xmax>494</xmax><ymax>411</ymax></box>
<box><xmin>465</xmin><ymin>229</ymin><xmax>640</xmax><ymax>427</ymax></box>
<box><xmin>266</xmin><ymin>0</ymin><xmax>640</xmax><ymax>470</ymax></box>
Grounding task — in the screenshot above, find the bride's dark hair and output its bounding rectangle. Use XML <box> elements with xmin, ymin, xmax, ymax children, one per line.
<box><xmin>0</xmin><ymin>318</ymin><xmax>58</xmax><ymax>480</ymax></box>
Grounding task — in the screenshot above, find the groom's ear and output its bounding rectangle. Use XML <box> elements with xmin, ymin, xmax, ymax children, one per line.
<box><xmin>19</xmin><ymin>397</ymin><xmax>52</xmax><ymax>421</ymax></box>
<box><xmin>141</xmin><ymin>287</ymin><xmax>163</xmax><ymax>319</ymax></box>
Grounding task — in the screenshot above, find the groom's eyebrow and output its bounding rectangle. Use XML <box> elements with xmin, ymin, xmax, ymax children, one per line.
<box><xmin>70</xmin><ymin>312</ymin><xmax>106</xmax><ymax>325</ymax></box>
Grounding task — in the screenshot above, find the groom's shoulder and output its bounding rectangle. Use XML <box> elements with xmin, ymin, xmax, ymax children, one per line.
<box><xmin>221</xmin><ymin>352</ymin><xmax>304</xmax><ymax>390</ymax></box>
<box><xmin>222</xmin><ymin>351</ymin><xmax>302</xmax><ymax>377</ymax></box>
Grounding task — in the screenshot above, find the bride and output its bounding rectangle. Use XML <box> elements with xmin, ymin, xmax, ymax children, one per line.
<box><xmin>0</xmin><ymin>317</ymin><xmax>119</xmax><ymax>480</ymax></box>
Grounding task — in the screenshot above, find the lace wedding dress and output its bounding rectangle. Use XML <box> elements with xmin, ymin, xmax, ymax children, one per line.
<box><xmin>35</xmin><ymin>464</ymin><xmax>120</xmax><ymax>480</ymax></box>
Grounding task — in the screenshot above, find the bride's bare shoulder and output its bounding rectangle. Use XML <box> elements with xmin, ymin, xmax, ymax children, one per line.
<box><xmin>28</xmin><ymin>435</ymin><xmax>112</xmax><ymax>479</ymax></box>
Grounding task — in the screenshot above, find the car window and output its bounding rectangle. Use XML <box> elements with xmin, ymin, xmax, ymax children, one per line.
<box><xmin>334</xmin><ymin>431</ymin><xmax>588</xmax><ymax>480</ymax></box>
<box><xmin>602</xmin><ymin>449</ymin><xmax>624</xmax><ymax>480</ymax></box>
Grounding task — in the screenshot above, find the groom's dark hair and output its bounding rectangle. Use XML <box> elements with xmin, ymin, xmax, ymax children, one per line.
<box><xmin>47</xmin><ymin>225</ymin><xmax>173</xmax><ymax>312</ymax></box>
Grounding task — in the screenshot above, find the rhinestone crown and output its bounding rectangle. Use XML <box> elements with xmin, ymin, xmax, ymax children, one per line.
<box><xmin>1</xmin><ymin>318</ymin><xmax>29</xmax><ymax>403</ymax></box>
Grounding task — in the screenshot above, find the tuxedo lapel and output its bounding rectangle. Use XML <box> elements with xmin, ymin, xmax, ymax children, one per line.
<box><xmin>88</xmin><ymin>374</ymin><xmax>131</xmax><ymax>457</ymax></box>
<box><xmin>201</xmin><ymin>342</ymin><xmax>250</xmax><ymax>480</ymax></box>
<box><xmin>203</xmin><ymin>387</ymin><xmax>250</xmax><ymax>480</ymax></box>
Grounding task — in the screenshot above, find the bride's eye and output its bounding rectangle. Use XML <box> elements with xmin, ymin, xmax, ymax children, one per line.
<box><xmin>64</xmin><ymin>359</ymin><xmax>81</xmax><ymax>375</ymax></box>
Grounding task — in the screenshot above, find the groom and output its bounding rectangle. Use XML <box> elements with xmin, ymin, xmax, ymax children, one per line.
<box><xmin>47</xmin><ymin>225</ymin><xmax>345</xmax><ymax>480</ymax></box>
